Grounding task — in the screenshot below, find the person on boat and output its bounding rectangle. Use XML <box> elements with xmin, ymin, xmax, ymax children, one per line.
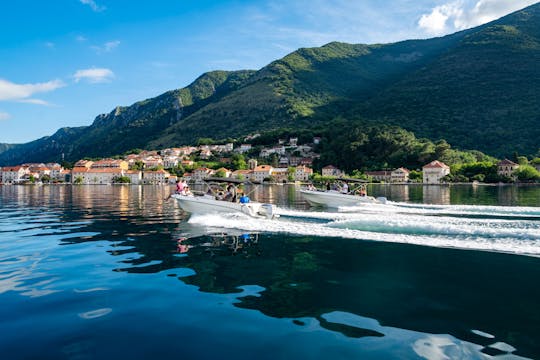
<box><xmin>224</xmin><ymin>183</ymin><xmax>237</xmax><ymax>202</ymax></box>
<box><xmin>307</xmin><ymin>183</ymin><xmax>316</xmax><ymax>191</ymax></box>
<box><xmin>358</xmin><ymin>186</ymin><xmax>367</xmax><ymax>197</ymax></box>
<box><xmin>341</xmin><ymin>182</ymin><xmax>349</xmax><ymax>194</ymax></box>
<box><xmin>325</xmin><ymin>182</ymin><xmax>331</xmax><ymax>191</ymax></box>
<box><xmin>175</xmin><ymin>179</ymin><xmax>184</xmax><ymax>194</ymax></box>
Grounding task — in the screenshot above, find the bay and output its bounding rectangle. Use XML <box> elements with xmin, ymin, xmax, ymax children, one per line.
<box><xmin>0</xmin><ymin>184</ymin><xmax>539</xmax><ymax>359</ymax></box>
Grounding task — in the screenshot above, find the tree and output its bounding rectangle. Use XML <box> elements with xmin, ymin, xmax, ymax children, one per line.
<box><xmin>515</xmin><ymin>165</ymin><xmax>540</xmax><ymax>182</ymax></box>
<box><xmin>132</xmin><ymin>160</ymin><xmax>144</xmax><ymax>170</ymax></box>
<box><xmin>231</xmin><ymin>154</ymin><xmax>247</xmax><ymax>170</ymax></box>
<box><xmin>113</xmin><ymin>176</ymin><xmax>131</xmax><ymax>183</ymax></box>
<box><xmin>74</xmin><ymin>176</ymin><xmax>83</xmax><ymax>184</ymax></box>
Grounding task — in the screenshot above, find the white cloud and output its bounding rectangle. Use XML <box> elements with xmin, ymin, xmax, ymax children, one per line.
<box><xmin>0</xmin><ymin>111</ymin><xmax>10</xmax><ymax>121</ymax></box>
<box><xmin>0</xmin><ymin>78</ymin><xmax>65</xmax><ymax>105</ymax></box>
<box><xmin>419</xmin><ymin>0</ymin><xmax>539</xmax><ymax>36</ymax></box>
<box><xmin>73</xmin><ymin>68</ymin><xmax>115</xmax><ymax>83</ymax></box>
<box><xmin>76</xmin><ymin>35</ymin><xmax>87</xmax><ymax>42</ymax></box>
<box><xmin>91</xmin><ymin>40</ymin><xmax>120</xmax><ymax>53</ymax></box>
<box><xmin>80</xmin><ymin>0</ymin><xmax>106</xmax><ymax>12</ymax></box>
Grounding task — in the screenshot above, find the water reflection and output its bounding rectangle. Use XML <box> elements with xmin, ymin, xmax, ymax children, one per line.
<box><xmin>112</xmin><ymin>228</ymin><xmax>539</xmax><ymax>358</ymax></box>
<box><xmin>423</xmin><ymin>185</ymin><xmax>451</xmax><ymax>205</ymax></box>
<box><xmin>1</xmin><ymin>185</ymin><xmax>539</xmax><ymax>359</ymax></box>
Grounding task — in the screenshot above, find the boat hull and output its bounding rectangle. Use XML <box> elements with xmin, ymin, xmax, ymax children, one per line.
<box><xmin>172</xmin><ymin>194</ymin><xmax>275</xmax><ymax>218</ymax></box>
<box><xmin>299</xmin><ymin>189</ymin><xmax>383</xmax><ymax>208</ymax></box>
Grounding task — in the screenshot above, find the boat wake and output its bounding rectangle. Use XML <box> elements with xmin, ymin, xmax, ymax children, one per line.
<box><xmin>186</xmin><ymin>203</ymin><xmax>540</xmax><ymax>257</ymax></box>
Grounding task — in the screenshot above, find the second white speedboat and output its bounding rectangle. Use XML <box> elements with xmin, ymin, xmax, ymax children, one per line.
<box><xmin>299</xmin><ymin>189</ymin><xmax>386</xmax><ymax>208</ymax></box>
<box><xmin>172</xmin><ymin>193</ymin><xmax>277</xmax><ymax>219</ymax></box>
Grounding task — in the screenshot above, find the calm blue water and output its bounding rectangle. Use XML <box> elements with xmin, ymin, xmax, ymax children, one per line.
<box><xmin>0</xmin><ymin>184</ymin><xmax>539</xmax><ymax>359</ymax></box>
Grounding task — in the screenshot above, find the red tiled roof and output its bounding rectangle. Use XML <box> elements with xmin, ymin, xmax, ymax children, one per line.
<box><xmin>423</xmin><ymin>160</ymin><xmax>449</xmax><ymax>169</ymax></box>
<box><xmin>497</xmin><ymin>159</ymin><xmax>518</xmax><ymax>166</ymax></box>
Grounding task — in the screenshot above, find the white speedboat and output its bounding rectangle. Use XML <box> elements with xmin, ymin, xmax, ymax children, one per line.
<box><xmin>299</xmin><ymin>189</ymin><xmax>386</xmax><ymax>208</ymax></box>
<box><xmin>172</xmin><ymin>193</ymin><xmax>277</xmax><ymax>219</ymax></box>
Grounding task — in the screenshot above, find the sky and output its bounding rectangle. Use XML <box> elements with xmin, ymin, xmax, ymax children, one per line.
<box><xmin>0</xmin><ymin>0</ymin><xmax>538</xmax><ymax>144</ymax></box>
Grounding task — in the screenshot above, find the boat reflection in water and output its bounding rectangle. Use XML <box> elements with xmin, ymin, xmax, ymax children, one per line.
<box><xmin>148</xmin><ymin>227</ymin><xmax>539</xmax><ymax>359</ymax></box>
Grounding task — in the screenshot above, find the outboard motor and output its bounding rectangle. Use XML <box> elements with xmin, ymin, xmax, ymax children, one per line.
<box><xmin>258</xmin><ymin>203</ymin><xmax>275</xmax><ymax>219</ymax></box>
<box><xmin>376</xmin><ymin>196</ymin><xmax>387</xmax><ymax>204</ymax></box>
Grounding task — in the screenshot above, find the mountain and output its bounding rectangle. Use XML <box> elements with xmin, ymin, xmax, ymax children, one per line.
<box><xmin>1</xmin><ymin>3</ymin><xmax>539</xmax><ymax>166</ymax></box>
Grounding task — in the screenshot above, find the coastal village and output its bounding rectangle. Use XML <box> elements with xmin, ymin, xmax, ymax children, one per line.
<box><xmin>0</xmin><ymin>136</ymin><xmax>532</xmax><ymax>185</ymax></box>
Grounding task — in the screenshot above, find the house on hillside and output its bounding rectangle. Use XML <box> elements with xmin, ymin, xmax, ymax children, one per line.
<box><xmin>91</xmin><ymin>159</ymin><xmax>129</xmax><ymax>170</ymax></box>
<box><xmin>423</xmin><ymin>161</ymin><xmax>450</xmax><ymax>184</ymax></box>
<box><xmin>497</xmin><ymin>159</ymin><xmax>519</xmax><ymax>179</ymax></box>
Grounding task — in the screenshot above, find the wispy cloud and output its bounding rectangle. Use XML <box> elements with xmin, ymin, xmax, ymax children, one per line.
<box><xmin>73</xmin><ymin>68</ymin><xmax>115</xmax><ymax>83</ymax></box>
<box><xmin>0</xmin><ymin>111</ymin><xmax>10</xmax><ymax>121</ymax></box>
<box><xmin>76</xmin><ymin>35</ymin><xmax>87</xmax><ymax>42</ymax></box>
<box><xmin>79</xmin><ymin>0</ymin><xmax>106</xmax><ymax>12</ymax></box>
<box><xmin>44</xmin><ymin>42</ymin><xmax>55</xmax><ymax>49</ymax></box>
<box><xmin>91</xmin><ymin>40</ymin><xmax>120</xmax><ymax>54</ymax></box>
<box><xmin>418</xmin><ymin>0</ymin><xmax>539</xmax><ymax>36</ymax></box>
<box><xmin>0</xmin><ymin>78</ymin><xmax>65</xmax><ymax>105</ymax></box>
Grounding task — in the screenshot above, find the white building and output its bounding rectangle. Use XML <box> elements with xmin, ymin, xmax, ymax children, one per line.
<box><xmin>143</xmin><ymin>169</ymin><xmax>170</xmax><ymax>184</ymax></box>
<box><xmin>270</xmin><ymin>167</ymin><xmax>289</xmax><ymax>183</ymax></box>
<box><xmin>251</xmin><ymin>165</ymin><xmax>273</xmax><ymax>183</ymax></box>
<box><xmin>192</xmin><ymin>168</ymin><xmax>214</xmax><ymax>182</ymax></box>
<box><xmin>391</xmin><ymin>168</ymin><xmax>410</xmax><ymax>183</ymax></box>
<box><xmin>163</xmin><ymin>156</ymin><xmax>179</xmax><ymax>169</ymax></box>
<box><xmin>1</xmin><ymin>166</ymin><xmax>28</xmax><ymax>183</ymax></box>
<box><xmin>125</xmin><ymin>170</ymin><xmax>142</xmax><ymax>184</ymax></box>
<box><xmin>422</xmin><ymin>161</ymin><xmax>450</xmax><ymax>184</ymax></box>
<box><xmin>295</xmin><ymin>165</ymin><xmax>313</xmax><ymax>181</ymax></box>
<box><xmin>72</xmin><ymin>167</ymin><xmax>124</xmax><ymax>184</ymax></box>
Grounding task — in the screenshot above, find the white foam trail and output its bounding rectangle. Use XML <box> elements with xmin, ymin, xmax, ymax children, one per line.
<box><xmin>187</xmin><ymin>210</ymin><xmax>540</xmax><ymax>257</ymax></box>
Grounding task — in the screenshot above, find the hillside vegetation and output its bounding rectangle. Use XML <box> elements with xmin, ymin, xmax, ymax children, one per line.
<box><xmin>0</xmin><ymin>3</ymin><xmax>539</xmax><ymax>166</ymax></box>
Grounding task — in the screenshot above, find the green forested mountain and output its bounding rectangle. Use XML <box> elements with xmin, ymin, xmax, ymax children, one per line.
<box><xmin>0</xmin><ymin>3</ymin><xmax>539</xmax><ymax>166</ymax></box>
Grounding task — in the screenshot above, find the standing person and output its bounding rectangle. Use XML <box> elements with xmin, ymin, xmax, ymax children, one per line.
<box><xmin>325</xmin><ymin>182</ymin><xmax>331</xmax><ymax>191</ymax></box>
<box><xmin>342</xmin><ymin>182</ymin><xmax>349</xmax><ymax>194</ymax></box>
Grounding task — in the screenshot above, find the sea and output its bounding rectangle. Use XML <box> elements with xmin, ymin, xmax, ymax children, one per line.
<box><xmin>0</xmin><ymin>184</ymin><xmax>539</xmax><ymax>360</ymax></box>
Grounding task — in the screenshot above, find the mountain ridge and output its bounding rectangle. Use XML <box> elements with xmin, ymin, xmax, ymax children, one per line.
<box><xmin>1</xmin><ymin>3</ymin><xmax>539</xmax><ymax>166</ymax></box>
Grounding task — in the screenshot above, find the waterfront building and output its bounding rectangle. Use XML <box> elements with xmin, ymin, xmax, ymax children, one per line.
<box><xmin>270</xmin><ymin>167</ymin><xmax>289</xmax><ymax>183</ymax></box>
<box><xmin>391</xmin><ymin>168</ymin><xmax>410</xmax><ymax>183</ymax></box>
<box><xmin>251</xmin><ymin>165</ymin><xmax>273</xmax><ymax>183</ymax></box>
<box><xmin>125</xmin><ymin>170</ymin><xmax>142</xmax><ymax>184</ymax></box>
<box><xmin>142</xmin><ymin>169</ymin><xmax>170</xmax><ymax>184</ymax></box>
<box><xmin>295</xmin><ymin>165</ymin><xmax>313</xmax><ymax>181</ymax></box>
<box><xmin>1</xmin><ymin>166</ymin><xmax>28</xmax><ymax>183</ymax></box>
<box><xmin>365</xmin><ymin>170</ymin><xmax>392</xmax><ymax>182</ymax></box>
<box><xmin>423</xmin><ymin>161</ymin><xmax>450</xmax><ymax>184</ymax></box>
<box><xmin>497</xmin><ymin>159</ymin><xmax>519</xmax><ymax>179</ymax></box>
<box><xmin>322</xmin><ymin>165</ymin><xmax>343</xmax><ymax>177</ymax></box>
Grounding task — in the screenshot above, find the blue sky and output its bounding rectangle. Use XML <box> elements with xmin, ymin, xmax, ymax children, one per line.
<box><xmin>0</xmin><ymin>0</ymin><xmax>537</xmax><ymax>143</ymax></box>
